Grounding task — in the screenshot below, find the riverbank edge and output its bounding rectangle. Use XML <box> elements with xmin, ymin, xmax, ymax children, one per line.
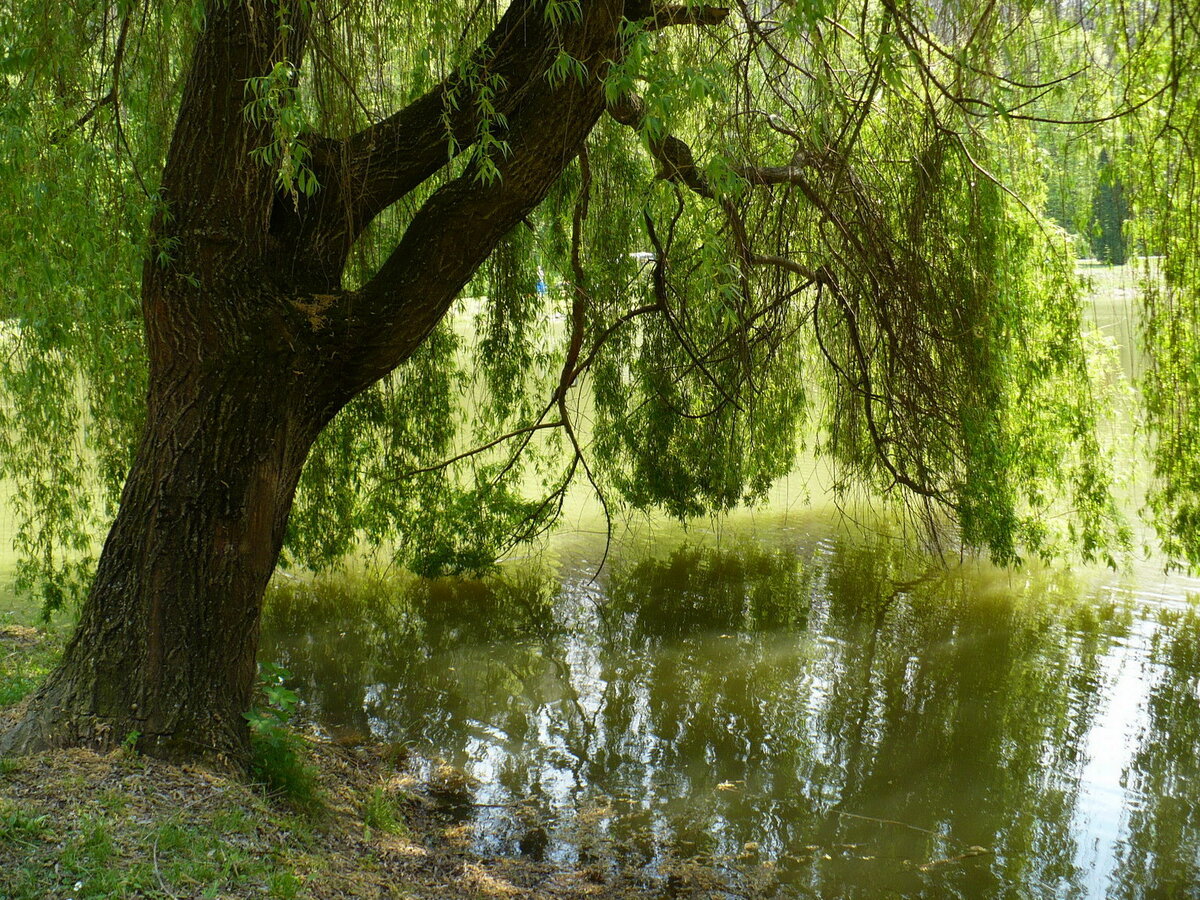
<box><xmin>0</xmin><ymin>625</ymin><xmax>654</xmax><ymax>899</ymax></box>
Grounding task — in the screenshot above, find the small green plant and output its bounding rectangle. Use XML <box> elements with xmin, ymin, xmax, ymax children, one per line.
<box><xmin>120</xmin><ymin>729</ymin><xmax>141</xmax><ymax>757</ymax></box>
<box><xmin>268</xmin><ymin>868</ymin><xmax>301</xmax><ymax>899</ymax></box>
<box><xmin>245</xmin><ymin>663</ymin><xmax>321</xmax><ymax>811</ymax></box>
<box><xmin>361</xmin><ymin>785</ymin><xmax>406</xmax><ymax>836</ymax></box>
<box><xmin>0</xmin><ymin>803</ymin><xmax>51</xmax><ymax>846</ymax></box>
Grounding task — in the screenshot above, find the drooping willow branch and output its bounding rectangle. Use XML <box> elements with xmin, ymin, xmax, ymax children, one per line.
<box><xmin>50</xmin><ymin>10</ymin><xmax>131</xmax><ymax>145</ymax></box>
<box><xmin>603</xmin><ymin>50</ymin><xmax>980</xmax><ymax>510</ymax></box>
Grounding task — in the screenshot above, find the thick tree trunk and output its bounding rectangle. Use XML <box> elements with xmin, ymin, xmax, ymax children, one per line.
<box><xmin>1</xmin><ymin>0</ymin><xmax>624</xmax><ymax>765</ymax></box>
<box><xmin>2</xmin><ymin>359</ymin><xmax>330</xmax><ymax>764</ymax></box>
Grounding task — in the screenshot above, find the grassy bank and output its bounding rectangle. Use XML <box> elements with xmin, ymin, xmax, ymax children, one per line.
<box><xmin>0</xmin><ymin>628</ymin><xmax>657</xmax><ymax>899</ymax></box>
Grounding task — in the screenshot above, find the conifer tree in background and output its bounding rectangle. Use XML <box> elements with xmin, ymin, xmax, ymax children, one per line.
<box><xmin>1090</xmin><ymin>149</ymin><xmax>1129</xmax><ymax>264</ymax></box>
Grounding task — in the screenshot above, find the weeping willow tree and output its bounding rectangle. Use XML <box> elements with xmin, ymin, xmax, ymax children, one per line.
<box><xmin>0</xmin><ymin>0</ymin><xmax>1195</xmax><ymax>762</ymax></box>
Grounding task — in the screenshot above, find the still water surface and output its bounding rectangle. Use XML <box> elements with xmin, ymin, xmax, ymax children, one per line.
<box><xmin>262</xmin><ymin>512</ymin><xmax>1200</xmax><ymax>898</ymax></box>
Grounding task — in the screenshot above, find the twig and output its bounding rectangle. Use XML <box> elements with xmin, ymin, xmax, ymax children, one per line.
<box><xmin>917</xmin><ymin>846</ymin><xmax>990</xmax><ymax>871</ymax></box>
<box><xmin>380</xmin><ymin>421</ymin><xmax>565</xmax><ymax>483</ymax></box>
<box><xmin>49</xmin><ymin>11</ymin><xmax>131</xmax><ymax>145</ymax></box>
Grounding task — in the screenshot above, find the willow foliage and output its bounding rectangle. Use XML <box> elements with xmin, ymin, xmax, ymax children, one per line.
<box><xmin>0</xmin><ymin>0</ymin><xmax>1197</xmax><ymax>612</ymax></box>
<box><xmin>1129</xmin><ymin>3</ymin><xmax>1200</xmax><ymax>567</ymax></box>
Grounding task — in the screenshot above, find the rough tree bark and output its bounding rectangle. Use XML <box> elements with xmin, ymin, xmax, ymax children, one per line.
<box><xmin>2</xmin><ymin>0</ymin><xmax>629</xmax><ymax>765</ymax></box>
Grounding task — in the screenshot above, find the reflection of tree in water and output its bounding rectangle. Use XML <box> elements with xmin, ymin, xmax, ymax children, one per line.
<box><xmin>257</xmin><ymin>538</ymin><xmax>1185</xmax><ymax>897</ymax></box>
<box><xmin>601</xmin><ymin>541</ymin><xmax>1133</xmax><ymax>897</ymax></box>
<box><xmin>805</xmin><ymin>549</ymin><xmax>1131</xmax><ymax>898</ymax></box>
<box><xmin>1109</xmin><ymin>605</ymin><xmax>1200</xmax><ymax>900</ymax></box>
<box><xmin>260</xmin><ymin>570</ymin><xmax>560</xmax><ymax>744</ymax></box>
<box><xmin>605</xmin><ymin>544</ymin><xmax>811</xmax><ymax>638</ymax></box>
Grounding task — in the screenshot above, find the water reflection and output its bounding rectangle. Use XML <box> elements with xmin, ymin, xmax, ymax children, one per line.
<box><xmin>1108</xmin><ymin>605</ymin><xmax>1200</xmax><ymax>899</ymax></box>
<box><xmin>261</xmin><ymin>525</ymin><xmax>1200</xmax><ymax>898</ymax></box>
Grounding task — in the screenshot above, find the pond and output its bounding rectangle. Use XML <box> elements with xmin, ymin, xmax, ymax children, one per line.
<box><xmin>260</xmin><ymin>510</ymin><xmax>1200</xmax><ymax>898</ymax></box>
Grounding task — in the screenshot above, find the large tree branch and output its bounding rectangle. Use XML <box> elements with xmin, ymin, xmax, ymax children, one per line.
<box><xmin>325</xmin><ymin>0</ymin><xmax>626</xmax><ymax>399</ymax></box>
<box><xmin>607</xmin><ymin>92</ymin><xmax>715</xmax><ymax>196</ymax></box>
<box><xmin>298</xmin><ymin>1</ymin><xmax>732</xmax><ymax>280</ymax></box>
<box><xmin>144</xmin><ymin>1</ymin><xmax>311</xmax><ymax>376</ymax></box>
<box><xmin>296</xmin><ymin>1</ymin><xmax>566</xmax><ymax>276</ymax></box>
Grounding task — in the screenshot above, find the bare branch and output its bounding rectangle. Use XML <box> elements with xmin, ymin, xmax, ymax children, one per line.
<box><xmin>383</xmin><ymin>421</ymin><xmax>565</xmax><ymax>482</ymax></box>
<box><xmin>750</xmin><ymin>254</ymin><xmax>819</xmax><ymax>282</ymax></box>
<box><xmin>50</xmin><ymin>12</ymin><xmax>131</xmax><ymax>145</ymax></box>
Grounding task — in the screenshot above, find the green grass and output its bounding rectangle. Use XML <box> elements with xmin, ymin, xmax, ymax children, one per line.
<box><xmin>0</xmin><ymin>628</ymin><xmax>62</xmax><ymax>707</ymax></box>
<box><xmin>0</xmin><ymin>802</ymin><xmax>51</xmax><ymax>847</ymax></box>
<box><xmin>0</xmin><ymin>633</ymin><xmax>317</xmax><ymax>899</ymax></box>
<box><xmin>361</xmin><ymin>785</ymin><xmax>408</xmax><ymax>836</ymax></box>
<box><xmin>0</xmin><ymin>796</ymin><xmax>316</xmax><ymax>900</ymax></box>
